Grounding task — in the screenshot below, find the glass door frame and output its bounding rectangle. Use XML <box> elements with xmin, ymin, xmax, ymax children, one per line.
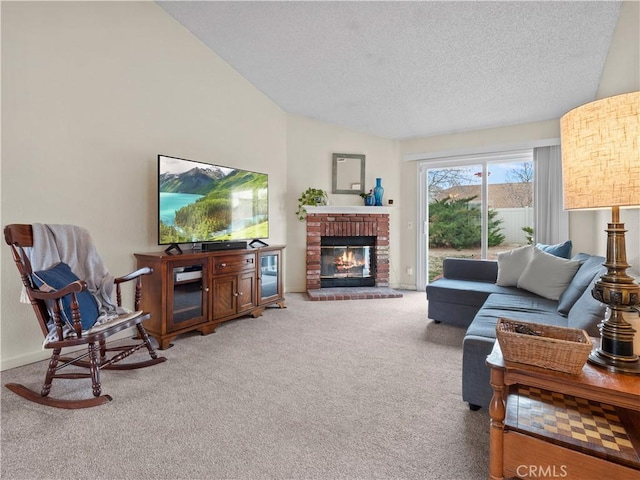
<box><xmin>417</xmin><ymin>150</ymin><xmax>533</xmax><ymax>290</ymax></box>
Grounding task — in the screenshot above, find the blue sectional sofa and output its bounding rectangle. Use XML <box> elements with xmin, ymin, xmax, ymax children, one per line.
<box><xmin>426</xmin><ymin>251</ymin><xmax>607</xmax><ymax>410</ymax></box>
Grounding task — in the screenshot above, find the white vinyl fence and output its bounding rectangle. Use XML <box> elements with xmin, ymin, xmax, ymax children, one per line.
<box><xmin>494</xmin><ymin>207</ymin><xmax>534</xmax><ymax>244</ymax></box>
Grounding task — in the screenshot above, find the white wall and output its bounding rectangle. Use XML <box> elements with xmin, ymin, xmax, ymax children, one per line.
<box><xmin>1</xmin><ymin>2</ymin><xmax>287</xmax><ymax>369</ymax></box>
<box><xmin>285</xmin><ymin>115</ymin><xmax>400</xmax><ymax>291</ymax></box>
<box><xmin>596</xmin><ymin>1</ymin><xmax>640</xmax><ymax>100</ymax></box>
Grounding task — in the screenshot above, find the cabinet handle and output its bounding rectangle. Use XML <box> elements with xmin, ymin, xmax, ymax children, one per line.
<box><xmin>234</xmin><ymin>292</ymin><xmax>239</xmax><ymax>297</ymax></box>
<box><xmin>204</xmin><ymin>287</ymin><xmax>209</xmax><ymax>292</ymax></box>
<box><xmin>219</xmin><ymin>263</ymin><xmax>227</xmax><ymax>268</ymax></box>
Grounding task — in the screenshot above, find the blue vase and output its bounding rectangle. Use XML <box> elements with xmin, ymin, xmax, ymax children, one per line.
<box><xmin>373</xmin><ymin>178</ymin><xmax>384</xmax><ymax>206</ymax></box>
<box><xmin>365</xmin><ymin>194</ymin><xmax>374</xmax><ymax>206</ymax></box>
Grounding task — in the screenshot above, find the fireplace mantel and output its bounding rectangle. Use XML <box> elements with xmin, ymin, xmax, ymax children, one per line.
<box><xmin>305</xmin><ymin>206</ymin><xmax>393</xmax><ymax>215</ymax></box>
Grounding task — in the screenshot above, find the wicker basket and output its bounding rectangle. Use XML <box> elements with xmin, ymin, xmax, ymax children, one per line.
<box><xmin>496</xmin><ymin>318</ymin><xmax>593</xmax><ymax>374</ymax></box>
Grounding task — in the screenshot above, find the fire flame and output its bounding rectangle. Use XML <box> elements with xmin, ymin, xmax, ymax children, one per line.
<box><xmin>334</xmin><ymin>250</ymin><xmax>363</xmax><ymax>271</ymax></box>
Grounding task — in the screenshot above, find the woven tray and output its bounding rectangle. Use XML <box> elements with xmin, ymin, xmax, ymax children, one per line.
<box><xmin>496</xmin><ymin>318</ymin><xmax>593</xmax><ymax>374</ymax></box>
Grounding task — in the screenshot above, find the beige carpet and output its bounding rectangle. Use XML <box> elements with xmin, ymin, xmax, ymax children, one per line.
<box><xmin>1</xmin><ymin>291</ymin><xmax>490</xmax><ymax>480</ymax></box>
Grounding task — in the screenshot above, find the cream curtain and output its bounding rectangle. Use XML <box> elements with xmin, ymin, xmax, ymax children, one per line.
<box><xmin>534</xmin><ymin>145</ymin><xmax>569</xmax><ymax>244</ymax></box>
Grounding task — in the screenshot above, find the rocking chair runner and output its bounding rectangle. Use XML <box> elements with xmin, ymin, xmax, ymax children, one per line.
<box><xmin>4</xmin><ymin>224</ymin><xmax>167</xmax><ymax>409</ymax></box>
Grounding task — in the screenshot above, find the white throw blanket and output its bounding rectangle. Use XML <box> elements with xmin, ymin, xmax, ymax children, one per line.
<box><xmin>25</xmin><ymin>224</ymin><xmax>127</xmax><ymax>338</ymax></box>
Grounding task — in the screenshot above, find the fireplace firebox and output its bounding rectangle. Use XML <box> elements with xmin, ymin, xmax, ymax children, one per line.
<box><xmin>320</xmin><ymin>236</ymin><xmax>375</xmax><ymax>288</ymax></box>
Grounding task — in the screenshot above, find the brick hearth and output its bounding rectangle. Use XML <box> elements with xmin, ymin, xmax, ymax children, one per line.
<box><xmin>306</xmin><ymin>207</ymin><xmax>400</xmax><ymax>300</ymax></box>
<box><xmin>306</xmin><ymin>286</ymin><xmax>403</xmax><ymax>301</ymax></box>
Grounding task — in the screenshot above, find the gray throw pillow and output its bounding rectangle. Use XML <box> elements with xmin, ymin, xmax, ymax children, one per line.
<box><xmin>567</xmin><ymin>274</ymin><xmax>606</xmax><ymax>336</ymax></box>
<box><xmin>517</xmin><ymin>247</ymin><xmax>581</xmax><ymax>300</ymax></box>
<box><xmin>496</xmin><ymin>245</ymin><xmax>533</xmax><ymax>286</ymax></box>
<box><xmin>557</xmin><ymin>256</ymin><xmax>606</xmax><ymax>316</ymax></box>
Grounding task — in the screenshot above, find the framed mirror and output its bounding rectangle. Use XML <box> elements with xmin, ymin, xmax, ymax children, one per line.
<box><xmin>332</xmin><ymin>153</ymin><xmax>365</xmax><ymax>194</ymax></box>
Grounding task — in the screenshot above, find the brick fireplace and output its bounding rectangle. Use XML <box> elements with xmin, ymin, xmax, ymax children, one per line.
<box><xmin>305</xmin><ymin>207</ymin><xmax>402</xmax><ymax>300</ymax></box>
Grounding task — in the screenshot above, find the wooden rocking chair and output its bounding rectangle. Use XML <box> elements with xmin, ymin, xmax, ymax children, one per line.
<box><xmin>4</xmin><ymin>224</ymin><xmax>167</xmax><ymax>409</ymax></box>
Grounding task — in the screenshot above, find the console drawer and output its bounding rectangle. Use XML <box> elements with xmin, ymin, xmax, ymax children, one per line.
<box><xmin>212</xmin><ymin>253</ymin><xmax>256</xmax><ymax>274</ymax></box>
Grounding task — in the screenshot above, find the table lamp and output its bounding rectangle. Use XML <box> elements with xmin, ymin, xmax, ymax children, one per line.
<box><xmin>561</xmin><ymin>91</ymin><xmax>640</xmax><ymax>375</ymax></box>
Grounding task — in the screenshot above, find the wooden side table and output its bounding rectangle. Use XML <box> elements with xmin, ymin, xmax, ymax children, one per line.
<box><xmin>486</xmin><ymin>341</ymin><xmax>640</xmax><ymax>480</ymax></box>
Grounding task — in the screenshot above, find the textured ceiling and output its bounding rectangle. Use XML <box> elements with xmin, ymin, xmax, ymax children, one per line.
<box><xmin>158</xmin><ymin>1</ymin><xmax>621</xmax><ymax>139</ymax></box>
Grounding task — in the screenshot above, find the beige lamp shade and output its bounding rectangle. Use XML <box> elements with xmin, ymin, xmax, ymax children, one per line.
<box><xmin>560</xmin><ymin>91</ymin><xmax>640</xmax><ymax>210</ymax></box>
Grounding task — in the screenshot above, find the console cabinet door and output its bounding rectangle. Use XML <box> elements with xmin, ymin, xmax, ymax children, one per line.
<box><xmin>212</xmin><ymin>275</ymin><xmax>237</xmax><ymax>320</ymax></box>
<box><xmin>258</xmin><ymin>250</ymin><xmax>283</xmax><ymax>305</ymax></box>
<box><xmin>166</xmin><ymin>258</ymin><xmax>208</xmax><ymax>332</ymax></box>
<box><xmin>237</xmin><ymin>270</ymin><xmax>257</xmax><ymax>313</ymax></box>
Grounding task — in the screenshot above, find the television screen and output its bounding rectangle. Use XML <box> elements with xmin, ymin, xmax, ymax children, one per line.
<box><xmin>158</xmin><ymin>155</ymin><xmax>268</xmax><ymax>245</ymax></box>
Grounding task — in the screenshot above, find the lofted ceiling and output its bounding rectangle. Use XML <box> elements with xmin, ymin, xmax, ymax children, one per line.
<box><xmin>158</xmin><ymin>1</ymin><xmax>622</xmax><ymax>139</ymax></box>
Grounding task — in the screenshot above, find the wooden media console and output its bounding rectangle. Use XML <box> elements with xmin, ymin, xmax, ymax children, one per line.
<box><xmin>135</xmin><ymin>245</ymin><xmax>285</xmax><ymax>349</ymax></box>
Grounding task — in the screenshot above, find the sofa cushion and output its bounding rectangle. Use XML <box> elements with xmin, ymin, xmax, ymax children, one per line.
<box><xmin>517</xmin><ymin>248</ymin><xmax>581</xmax><ymax>300</ymax></box>
<box><xmin>427</xmin><ymin>278</ymin><xmax>536</xmax><ymax>308</ymax></box>
<box><xmin>465</xmin><ymin>293</ymin><xmax>567</xmax><ymax>339</ymax></box>
<box><xmin>442</xmin><ymin>258</ymin><xmax>498</xmax><ymax>282</ymax></box>
<box><xmin>536</xmin><ymin>240</ymin><xmax>572</xmax><ymax>258</ymax></box>
<box><xmin>557</xmin><ymin>255</ymin><xmax>606</xmax><ymax>315</ymax></box>
<box><xmin>567</xmin><ymin>270</ymin><xmax>607</xmax><ymax>336</ymax></box>
<box><xmin>496</xmin><ymin>245</ymin><xmax>534</xmax><ymax>286</ymax></box>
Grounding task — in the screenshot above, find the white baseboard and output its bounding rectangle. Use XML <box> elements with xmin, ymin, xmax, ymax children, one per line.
<box><xmin>0</xmin><ymin>350</ymin><xmax>50</xmax><ymax>371</ymax></box>
<box><xmin>0</xmin><ymin>326</ymin><xmax>138</xmax><ymax>372</ymax></box>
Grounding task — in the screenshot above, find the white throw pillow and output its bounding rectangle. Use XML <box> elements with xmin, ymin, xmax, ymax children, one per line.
<box><xmin>517</xmin><ymin>247</ymin><xmax>581</xmax><ymax>300</ymax></box>
<box><xmin>496</xmin><ymin>245</ymin><xmax>534</xmax><ymax>286</ymax></box>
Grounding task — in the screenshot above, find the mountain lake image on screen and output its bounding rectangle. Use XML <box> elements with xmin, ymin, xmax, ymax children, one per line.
<box><xmin>158</xmin><ymin>155</ymin><xmax>269</xmax><ymax>245</ymax></box>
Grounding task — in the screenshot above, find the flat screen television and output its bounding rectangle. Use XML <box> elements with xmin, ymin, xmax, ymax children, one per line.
<box><xmin>158</xmin><ymin>155</ymin><xmax>268</xmax><ymax>249</ymax></box>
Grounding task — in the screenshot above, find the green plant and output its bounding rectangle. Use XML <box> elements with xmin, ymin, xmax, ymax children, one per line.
<box><xmin>522</xmin><ymin>226</ymin><xmax>534</xmax><ymax>245</ymax></box>
<box><xmin>428</xmin><ymin>195</ymin><xmax>505</xmax><ymax>249</ymax></box>
<box><xmin>296</xmin><ymin>187</ymin><xmax>328</xmax><ymax>220</ymax></box>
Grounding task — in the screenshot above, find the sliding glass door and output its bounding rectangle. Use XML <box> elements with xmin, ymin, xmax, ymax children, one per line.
<box><xmin>418</xmin><ymin>151</ymin><xmax>534</xmax><ymax>288</ymax></box>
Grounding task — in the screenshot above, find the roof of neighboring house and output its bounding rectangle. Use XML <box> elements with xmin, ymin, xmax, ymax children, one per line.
<box><xmin>433</xmin><ymin>183</ymin><xmax>533</xmax><ymax>208</ymax></box>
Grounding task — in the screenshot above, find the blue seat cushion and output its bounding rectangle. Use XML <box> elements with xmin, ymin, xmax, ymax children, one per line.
<box><xmin>466</xmin><ymin>293</ymin><xmax>567</xmax><ymax>339</ymax></box>
<box><xmin>32</xmin><ymin>262</ymin><xmax>99</xmax><ymax>331</ymax></box>
<box><xmin>426</xmin><ymin>278</ymin><xmax>537</xmax><ymax>308</ymax></box>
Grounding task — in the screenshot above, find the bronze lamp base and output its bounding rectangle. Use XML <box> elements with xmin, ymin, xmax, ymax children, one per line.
<box><xmin>589</xmin><ymin>207</ymin><xmax>640</xmax><ymax>376</ymax></box>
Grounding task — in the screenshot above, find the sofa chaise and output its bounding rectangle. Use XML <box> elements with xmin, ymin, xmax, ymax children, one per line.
<box><xmin>426</xmin><ymin>246</ymin><xmax>607</xmax><ymax>410</ymax></box>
